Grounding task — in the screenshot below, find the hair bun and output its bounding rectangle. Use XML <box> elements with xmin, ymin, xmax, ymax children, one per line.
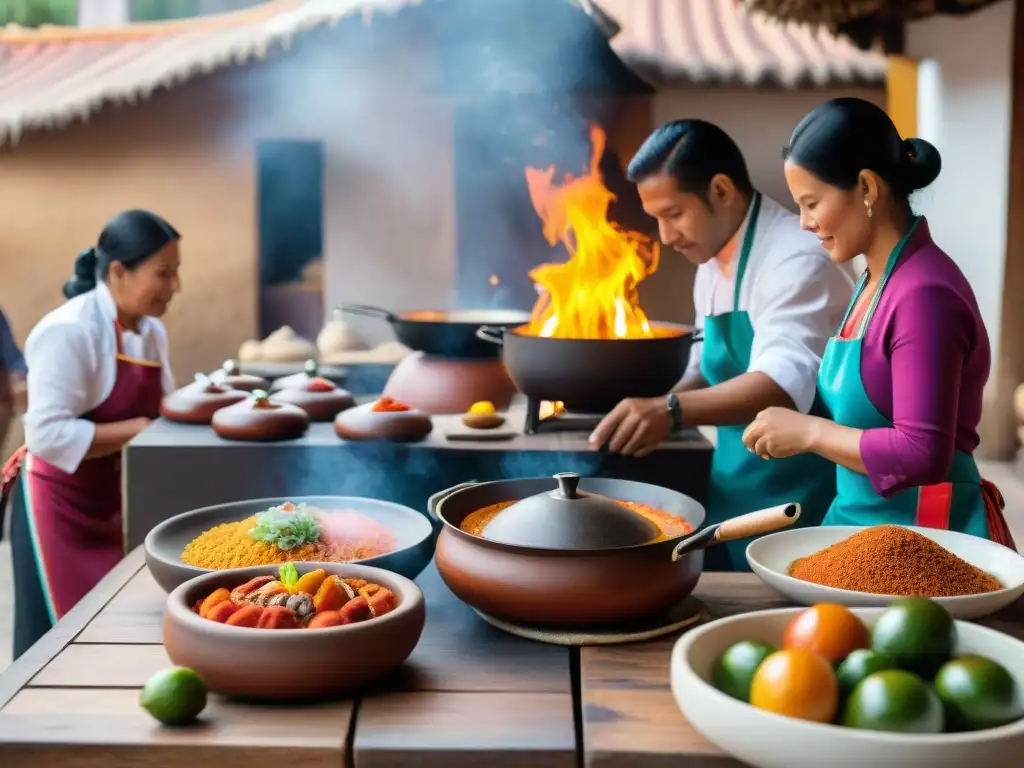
<box><xmin>901</xmin><ymin>137</ymin><xmax>942</xmax><ymax>192</ymax></box>
<box><xmin>63</xmin><ymin>247</ymin><xmax>99</xmax><ymax>299</ymax></box>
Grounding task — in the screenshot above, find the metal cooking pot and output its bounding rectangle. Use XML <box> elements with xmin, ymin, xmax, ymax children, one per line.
<box><xmin>475</xmin><ymin>323</ymin><xmax>701</xmax><ymax>412</ymax></box>
<box><xmin>428</xmin><ymin>474</ymin><xmax>799</xmax><ymax>627</ymax></box>
<box><xmin>341</xmin><ymin>304</ymin><xmax>530</xmax><ymax>359</ymax></box>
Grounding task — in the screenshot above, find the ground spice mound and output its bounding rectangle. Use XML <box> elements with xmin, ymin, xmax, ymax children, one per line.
<box><xmin>787</xmin><ymin>525</ymin><xmax>1003</xmax><ymax>597</ymax></box>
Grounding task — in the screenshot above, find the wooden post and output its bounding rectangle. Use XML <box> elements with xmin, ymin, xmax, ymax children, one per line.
<box><xmin>886</xmin><ymin>55</ymin><xmax>919</xmax><ymax>138</ymax></box>
<box><xmin>985</xmin><ymin>0</ymin><xmax>1024</xmax><ymax>463</ymax></box>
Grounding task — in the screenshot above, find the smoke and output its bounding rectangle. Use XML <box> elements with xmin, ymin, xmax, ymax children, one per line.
<box><xmin>205</xmin><ymin>0</ymin><xmax>651</xmax><ymax>345</ymax></box>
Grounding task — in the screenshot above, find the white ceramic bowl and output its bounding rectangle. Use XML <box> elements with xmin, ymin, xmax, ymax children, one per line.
<box><xmin>746</xmin><ymin>525</ymin><xmax>1024</xmax><ymax>620</ymax></box>
<box><xmin>671</xmin><ymin>607</ymin><xmax>1024</xmax><ymax>768</ymax></box>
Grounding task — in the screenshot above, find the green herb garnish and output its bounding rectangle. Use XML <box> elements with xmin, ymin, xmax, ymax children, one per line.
<box><xmin>278</xmin><ymin>562</ymin><xmax>300</xmax><ymax>589</ymax></box>
<box><xmin>248</xmin><ymin>503</ymin><xmax>322</xmax><ymax>550</ymax></box>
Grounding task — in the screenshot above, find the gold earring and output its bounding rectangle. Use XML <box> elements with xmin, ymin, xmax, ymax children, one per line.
<box><xmin>864</xmin><ymin>199</ymin><xmax>873</xmax><ymax>218</ymax></box>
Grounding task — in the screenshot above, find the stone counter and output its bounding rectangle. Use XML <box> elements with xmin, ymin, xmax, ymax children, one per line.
<box><xmin>123</xmin><ymin>406</ymin><xmax>713</xmax><ymax>549</ymax></box>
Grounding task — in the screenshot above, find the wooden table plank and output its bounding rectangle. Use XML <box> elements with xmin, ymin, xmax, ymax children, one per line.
<box><xmin>75</xmin><ymin>567</ymin><xmax>165</xmax><ymax>644</ymax></box>
<box><xmin>30</xmin><ymin>645</ymin><xmax>171</xmax><ymax>688</ymax></box>
<box><xmin>76</xmin><ymin>561</ymin><xmax>572</xmax><ymax>693</ymax></box>
<box><xmin>354</xmin><ymin>691</ymin><xmax>576</xmax><ymax>768</ymax></box>
<box><xmin>0</xmin><ymin>688</ymin><xmax>349</xmax><ymax>768</ymax></box>
<box><xmin>580</xmin><ymin>572</ymin><xmax>1024</xmax><ymax>767</ymax></box>
<box><xmin>0</xmin><ymin>548</ymin><xmax>146</xmax><ymax>710</ymax></box>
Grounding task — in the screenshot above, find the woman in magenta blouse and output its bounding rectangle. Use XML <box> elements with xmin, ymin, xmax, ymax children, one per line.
<box><xmin>741</xmin><ymin>97</ymin><xmax>1014</xmax><ymax>546</ymax></box>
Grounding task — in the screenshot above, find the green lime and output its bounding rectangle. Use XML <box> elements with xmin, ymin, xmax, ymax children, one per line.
<box><xmin>841</xmin><ymin>670</ymin><xmax>944</xmax><ymax>733</ymax></box>
<box><xmin>836</xmin><ymin>649</ymin><xmax>899</xmax><ymax>699</ymax></box>
<box><xmin>871</xmin><ymin>598</ymin><xmax>955</xmax><ymax>679</ymax></box>
<box><xmin>934</xmin><ymin>656</ymin><xmax>1024</xmax><ymax>732</ymax></box>
<box><xmin>139</xmin><ymin>667</ymin><xmax>208</xmax><ymax>726</ymax></box>
<box><xmin>712</xmin><ymin>640</ymin><xmax>777</xmax><ymax>701</ymax></box>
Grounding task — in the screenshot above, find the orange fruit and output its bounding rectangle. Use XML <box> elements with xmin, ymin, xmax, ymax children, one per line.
<box><xmin>782</xmin><ymin>604</ymin><xmax>871</xmax><ymax>664</ymax></box>
<box><xmin>749</xmin><ymin>649</ymin><xmax>839</xmax><ymax>723</ymax></box>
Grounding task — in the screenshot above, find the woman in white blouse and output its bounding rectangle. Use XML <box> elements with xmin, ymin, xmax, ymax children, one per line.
<box><xmin>1</xmin><ymin>210</ymin><xmax>180</xmax><ymax>659</ymax></box>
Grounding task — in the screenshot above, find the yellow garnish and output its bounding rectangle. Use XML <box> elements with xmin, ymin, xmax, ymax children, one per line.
<box><xmin>468</xmin><ymin>400</ymin><xmax>496</xmax><ymax>415</ymax></box>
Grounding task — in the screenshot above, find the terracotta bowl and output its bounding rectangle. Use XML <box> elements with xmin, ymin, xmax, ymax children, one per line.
<box><xmin>164</xmin><ymin>562</ymin><xmax>425</xmax><ymax>701</ymax></box>
<box><xmin>145</xmin><ymin>495</ymin><xmax>436</xmax><ymax>593</ymax></box>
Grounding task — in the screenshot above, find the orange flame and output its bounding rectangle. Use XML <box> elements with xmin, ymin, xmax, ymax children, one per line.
<box><xmin>523</xmin><ymin>125</ymin><xmax>661</xmax><ymax>339</ymax></box>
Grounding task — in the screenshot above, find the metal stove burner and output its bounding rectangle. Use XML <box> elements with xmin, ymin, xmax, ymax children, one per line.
<box><xmin>524</xmin><ymin>397</ymin><xmax>605</xmax><ymax>435</ymax></box>
<box><xmin>523</xmin><ymin>396</ymin><xmax>702</xmax><ymax>441</ymax></box>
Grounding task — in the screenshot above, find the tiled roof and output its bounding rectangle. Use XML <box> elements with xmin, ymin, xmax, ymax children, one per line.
<box><xmin>600</xmin><ymin>0</ymin><xmax>888</xmax><ymax>87</ymax></box>
<box><xmin>0</xmin><ymin>0</ymin><xmax>887</xmax><ymax>147</ymax></box>
<box><xmin>0</xmin><ymin>0</ymin><xmax>420</xmax><ymax>145</ymax></box>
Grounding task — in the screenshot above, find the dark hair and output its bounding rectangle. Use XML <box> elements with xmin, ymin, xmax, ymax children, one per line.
<box><xmin>64</xmin><ymin>209</ymin><xmax>180</xmax><ymax>300</ymax></box>
<box><xmin>626</xmin><ymin>119</ymin><xmax>754</xmax><ymax>198</ymax></box>
<box><xmin>784</xmin><ymin>97</ymin><xmax>941</xmax><ymax>203</ymax></box>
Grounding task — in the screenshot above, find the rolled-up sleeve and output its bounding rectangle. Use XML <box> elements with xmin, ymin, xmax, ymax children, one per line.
<box><xmin>23</xmin><ymin>323</ymin><xmax>96</xmax><ymax>474</ymax></box>
<box><xmin>859</xmin><ymin>284</ymin><xmax>966</xmax><ymax>497</ymax></box>
<box><xmin>748</xmin><ymin>250</ymin><xmax>852</xmax><ymax>414</ymax></box>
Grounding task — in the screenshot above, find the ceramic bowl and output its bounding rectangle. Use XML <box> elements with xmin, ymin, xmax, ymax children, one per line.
<box><xmin>164</xmin><ymin>562</ymin><xmax>425</xmax><ymax>700</ymax></box>
<box><xmin>671</xmin><ymin>607</ymin><xmax>1024</xmax><ymax>768</ymax></box>
<box><xmin>145</xmin><ymin>495</ymin><xmax>436</xmax><ymax>593</ymax></box>
<box><xmin>746</xmin><ymin>525</ymin><xmax>1024</xmax><ymax>620</ymax></box>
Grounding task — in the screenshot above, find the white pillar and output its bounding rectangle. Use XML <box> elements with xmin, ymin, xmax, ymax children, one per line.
<box><xmin>77</xmin><ymin>0</ymin><xmax>130</xmax><ymax>27</ymax></box>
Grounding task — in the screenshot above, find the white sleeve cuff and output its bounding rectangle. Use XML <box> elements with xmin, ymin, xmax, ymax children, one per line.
<box><xmin>747</xmin><ymin>352</ymin><xmax>817</xmax><ymax>414</ymax></box>
<box><xmin>25</xmin><ymin>417</ymin><xmax>96</xmax><ymax>475</ymax></box>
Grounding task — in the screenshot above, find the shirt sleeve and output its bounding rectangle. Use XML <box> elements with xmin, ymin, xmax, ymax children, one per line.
<box><xmin>23</xmin><ymin>323</ymin><xmax>97</xmax><ymax>474</ymax></box>
<box><xmin>859</xmin><ymin>284</ymin><xmax>968</xmax><ymax>496</ymax></box>
<box><xmin>748</xmin><ymin>249</ymin><xmax>852</xmax><ymax>414</ymax></box>
<box><xmin>0</xmin><ymin>309</ymin><xmax>26</xmax><ymax>375</ymax></box>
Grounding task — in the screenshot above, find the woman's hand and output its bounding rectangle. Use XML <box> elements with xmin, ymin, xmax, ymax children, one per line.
<box><xmin>742</xmin><ymin>408</ymin><xmax>817</xmax><ymax>460</ymax></box>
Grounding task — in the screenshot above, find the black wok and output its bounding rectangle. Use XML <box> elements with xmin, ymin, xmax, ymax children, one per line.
<box><xmin>341</xmin><ymin>304</ymin><xmax>530</xmax><ymax>359</ymax></box>
<box><xmin>476</xmin><ymin>323</ymin><xmax>701</xmax><ymax>412</ymax></box>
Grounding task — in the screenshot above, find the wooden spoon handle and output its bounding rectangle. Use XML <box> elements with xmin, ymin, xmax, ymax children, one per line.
<box><xmin>715</xmin><ymin>503</ymin><xmax>801</xmax><ymax>542</ymax></box>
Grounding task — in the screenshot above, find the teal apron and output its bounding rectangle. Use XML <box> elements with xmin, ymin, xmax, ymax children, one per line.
<box><xmin>818</xmin><ymin>217</ymin><xmax>1010</xmax><ymax>542</ymax></box>
<box><xmin>700</xmin><ymin>193</ymin><xmax>838</xmax><ymax>571</ymax></box>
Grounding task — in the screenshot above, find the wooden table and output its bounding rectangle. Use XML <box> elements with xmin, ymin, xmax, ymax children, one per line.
<box><xmin>1</xmin><ymin>551</ymin><xmax>1022</xmax><ymax>767</ymax></box>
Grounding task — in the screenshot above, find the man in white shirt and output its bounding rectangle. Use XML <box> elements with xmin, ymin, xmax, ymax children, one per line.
<box><xmin>591</xmin><ymin>119</ymin><xmax>853</xmax><ymax>570</ymax></box>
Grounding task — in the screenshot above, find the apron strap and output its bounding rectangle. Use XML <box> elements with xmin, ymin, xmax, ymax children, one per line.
<box><xmin>731</xmin><ymin>192</ymin><xmax>763</xmax><ymax>310</ymax></box>
<box><xmin>981</xmin><ymin>480</ymin><xmax>1017</xmax><ymax>550</ymax></box>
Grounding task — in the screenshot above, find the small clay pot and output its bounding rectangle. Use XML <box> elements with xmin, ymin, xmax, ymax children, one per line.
<box><xmin>334</xmin><ymin>400</ymin><xmax>433</xmax><ymax>442</ymax></box>
<box><xmin>212</xmin><ymin>390</ymin><xmax>310</xmax><ymax>441</ymax></box>
<box><xmin>269</xmin><ymin>359</ymin><xmax>322</xmax><ymax>392</ymax></box>
<box><xmin>160</xmin><ymin>375</ymin><xmax>249</xmax><ymax>424</ymax></box>
<box><xmin>461</xmin><ymin>412</ymin><xmax>506</xmax><ymax>430</ymax></box>
<box><xmin>273</xmin><ymin>384</ymin><xmax>356</xmax><ymax>422</ymax></box>
<box><xmin>212</xmin><ymin>359</ymin><xmax>270</xmax><ymax>393</ymax></box>
<box><xmin>164</xmin><ymin>563</ymin><xmax>425</xmax><ymax>701</ymax></box>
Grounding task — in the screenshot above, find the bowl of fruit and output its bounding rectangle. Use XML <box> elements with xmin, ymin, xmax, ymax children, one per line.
<box><xmin>163</xmin><ymin>561</ymin><xmax>425</xmax><ymax>701</ymax></box>
<box><xmin>671</xmin><ymin>599</ymin><xmax>1024</xmax><ymax>768</ymax></box>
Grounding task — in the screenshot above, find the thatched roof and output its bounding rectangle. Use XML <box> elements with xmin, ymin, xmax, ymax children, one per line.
<box><xmin>744</xmin><ymin>0</ymin><xmax>1008</xmax><ymax>49</ymax></box>
<box><xmin>0</xmin><ymin>0</ymin><xmax>888</xmax><ymax>147</ymax></box>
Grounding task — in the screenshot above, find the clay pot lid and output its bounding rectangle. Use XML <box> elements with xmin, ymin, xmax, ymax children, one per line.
<box><xmin>480</xmin><ymin>472</ymin><xmax>659</xmax><ymax>550</ymax></box>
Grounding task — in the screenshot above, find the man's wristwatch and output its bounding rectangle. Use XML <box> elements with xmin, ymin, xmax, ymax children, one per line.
<box><xmin>666</xmin><ymin>393</ymin><xmax>684</xmax><ymax>432</ymax></box>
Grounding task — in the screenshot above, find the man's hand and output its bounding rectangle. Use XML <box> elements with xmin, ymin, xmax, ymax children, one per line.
<box><xmin>588</xmin><ymin>396</ymin><xmax>671</xmax><ymax>457</ymax></box>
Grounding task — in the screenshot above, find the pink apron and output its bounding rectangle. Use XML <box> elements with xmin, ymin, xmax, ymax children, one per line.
<box><xmin>2</xmin><ymin>321</ymin><xmax>162</xmax><ymax>622</ymax></box>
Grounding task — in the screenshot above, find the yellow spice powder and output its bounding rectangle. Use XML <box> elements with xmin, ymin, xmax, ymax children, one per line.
<box><xmin>180</xmin><ymin>516</ymin><xmax>329</xmax><ymax>569</ymax></box>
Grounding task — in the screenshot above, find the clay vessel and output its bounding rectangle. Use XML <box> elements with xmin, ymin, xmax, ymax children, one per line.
<box><xmin>211</xmin><ymin>359</ymin><xmax>270</xmax><ymax>392</ymax></box>
<box><xmin>335</xmin><ymin>400</ymin><xmax>433</xmax><ymax>442</ymax></box>
<box><xmin>212</xmin><ymin>390</ymin><xmax>310</xmax><ymax>441</ymax></box>
<box><xmin>163</xmin><ymin>562</ymin><xmax>425</xmax><ymax>701</ymax></box>
<box><xmin>429</xmin><ymin>477</ymin><xmax>800</xmax><ymax>627</ymax></box>
<box><xmin>382</xmin><ymin>352</ymin><xmax>516</xmax><ymax>414</ymax></box>
<box><xmin>161</xmin><ymin>374</ymin><xmax>249</xmax><ymax>424</ymax></box>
